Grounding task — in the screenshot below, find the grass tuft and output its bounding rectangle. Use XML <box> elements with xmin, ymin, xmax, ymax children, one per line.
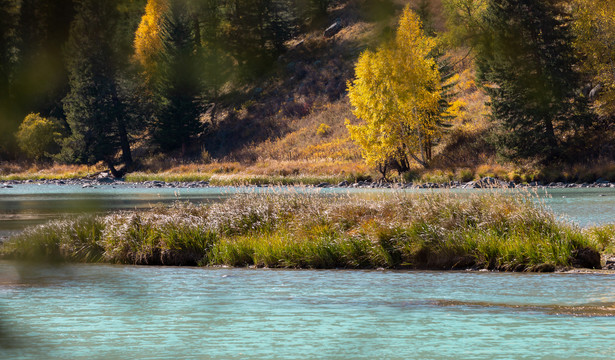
<box><xmin>1</xmin><ymin>191</ymin><xmax>610</xmax><ymax>271</ymax></box>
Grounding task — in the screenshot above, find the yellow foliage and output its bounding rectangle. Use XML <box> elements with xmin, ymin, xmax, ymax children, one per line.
<box><xmin>572</xmin><ymin>0</ymin><xmax>615</xmax><ymax>117</ymax></box>
<box><xmin>299</xmin><ymin>136</ymin><xmax>361</xmax><ymax>161</ymax></box>
<box><xmin>316</xmin><ymin>123</ymin><xmax>331</xmax><ymax>136</ymax></box>
<box><xmin>346</xmin><ymin>6</ymin><xmax>445</xmax><ymax>169</ymax></box>
<box><xmin>16</xmin><ymin>113</ymin><xmax>64</xmax><ymax>161</ymax></box>
<box><xmin>134</xmin><ymin>0</ymin><xmax>169</xmax><ymax>84</ymax></box>
<box><xmin>445</xmin><ymin>99</ymin><xmax>467</xmax><ymax>118</ymax></box>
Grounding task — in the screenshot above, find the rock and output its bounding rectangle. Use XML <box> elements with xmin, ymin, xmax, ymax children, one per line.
<box><xmin>571</xmin><ymin>247</ymin><xmax>601</xmax><ymax>269</ymax></box>
<box><xmin>96</xmin><ymin>172</ymin><xmax>116</xmax><ymax>183</ymax></box>
<box><xmin>316</xmin><ymin>182</ymin><xmax>330</xmax><ymax>188</ymax></box>
<box><xmin>337</xmin><ymin>180</ymin><xmax>349</xmax><ymax>187</ymax></box>
<box><xmin>589</xmin><ymin>83</ymin><xmax>602</xmax><ymax>99</ymax></box>
<box><xmin>324</xmin><ymin>21</ymin><xmax>342</xmax><ymax>38</ymax></box>
<box><xmin>462</xmin><ymin>181</ymin><xmax>475</xmax><ymax>189</ymax></box>
<box><xmin>97</xmin><ymin>177</ymin><xmax>115</xmax><ymax>184</ymax></box>
<box><xmin>473</xmin><ymin>177</ymin><xmax>508</xmax><ymax>188</ymax></box>
<box><xmin>529</xmin><ymin>263</ymin><xmax>556</xmax><ymax>272</ymax></box>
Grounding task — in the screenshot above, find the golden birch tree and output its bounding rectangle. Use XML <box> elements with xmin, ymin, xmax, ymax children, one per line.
<box><xmin>346</xmin><ymin>6</ymin><xmax>444</xmax><ymax>174</ymax></box>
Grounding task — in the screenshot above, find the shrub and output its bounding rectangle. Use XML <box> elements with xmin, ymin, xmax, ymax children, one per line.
<box><xmin>16</xmin><ymin>113</ymin><xmax>65</xmax><ymax>161</ymax></box>
<box><xmin>457</xmin><ymin>168</ymin><xmax>475</xmax><ymax>182</ymax></box>
<box><xmin>316</xmin><ymin>123</ymin><xmax>331</xmax><ymax>136</ymax></box>
<box><xmin>402</xmin><ymin>170</ymin><xmax>420</xmax><ymax>182</ymax></box>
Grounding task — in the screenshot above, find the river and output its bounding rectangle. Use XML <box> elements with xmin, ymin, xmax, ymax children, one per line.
<box><xmin>1</xmin><ymin>184</ymin><xmax>615</xmax><ymax>239</ymax></box>
<box><xmin>1</xmin><ymin>262</ymin><xmax>614</xmax><ymax>359</ymax></box>
<box><xmin>1</xmin><ymin>184</ymin><xmax>614</xmax><ymax>359</ymax></box>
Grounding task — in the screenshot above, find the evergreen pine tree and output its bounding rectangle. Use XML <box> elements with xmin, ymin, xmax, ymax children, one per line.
<box><xmin>476</xmin><ymin>0</ymin><xmax>586</xmax><ymax>161</ymax></box>
<box><xmin>14</xmin><ymin>0</ymin><xmax>75</xmax><ymax>121</ymax></box>
<box><xmin>135</xmin><ymin>0</ymin><xmax>204</xmax><ymax>154</ymax></box>
<box><xmin>197</xmin><ymin>0</ymin><xmax>232</xmax><ymax>124</ymax></box>
<box><xmin>0</xmin><ymin>0</ymin><xmax>19</xmax><ymax>157</ymax></box>
<box><xmin>226</xmin><ymin>0</ymin><xmax>297</xmax><ymax>77</ymax></box>
<box><xmin>154</xmin><ymin>0</ymin><xmax>203</xmax><ymax>154</ymax></box>
<box><xmin>62</xmin><ymin>0</ymin><xmax>133</xmax><ymax>176</ymax></box>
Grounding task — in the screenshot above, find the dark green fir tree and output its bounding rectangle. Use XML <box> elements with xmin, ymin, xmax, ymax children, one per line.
<box><xmin>62</xmin><ymin>0</ymin><xmax>133</xmax><ymax>177</ymax></box>
<box><xmin>14</xmin><ymin>0</ymin><xmax>75</xmax><ymax>121</ymax></box>
<box><xmin>153</xmin><ymin>0</ymin><xmax>203</xmax><ymax>154</ymax></box>
<box><xmin>0</xmin><ymin>0</ymin><xmax>19</xmax><ymax>158</ymax></box>
<box><xmin>476</xmin><ymin>0</ymin><xmax>588</xmax><ymax>162</ymax></box>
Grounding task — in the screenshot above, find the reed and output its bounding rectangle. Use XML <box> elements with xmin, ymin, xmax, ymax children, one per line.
<box><xmin>2</xmin><ymin>215</ymin><xmax>105</xmax><ymax>262</ymax></box>
<box><xmin>1</xmin><ymin>191</ymin><xmax>608</xmax><ymax>271</ymax></box>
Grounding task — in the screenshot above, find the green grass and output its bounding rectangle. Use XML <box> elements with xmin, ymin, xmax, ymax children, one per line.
<box><xmin>124</xmin><ymin>172</ymin><xmax>362</xmax><ymax>186</ymax></box>
<box><xmin>1</xmin><ymin>192</ymin><xmax>610</xmax><ymax>271</ymax></box>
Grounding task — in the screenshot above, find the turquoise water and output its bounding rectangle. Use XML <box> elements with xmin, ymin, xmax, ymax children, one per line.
<box><xmin>1</xmin><ymin>185</ymin><xmax>615</xmax><ymax>239</ymax></box>
<box><xmin>2</xmin><ymin>186</ymin><xmax>614</xmax><ymax>358</ymax></box>
<box><xmin>1</xmin><ymin>262</ymin><xmax>614</xmax><ymax>359</ymax></box>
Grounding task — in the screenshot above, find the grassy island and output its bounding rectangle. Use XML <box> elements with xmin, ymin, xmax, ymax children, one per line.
<box><xmin>2</xmin><ymin>191</ymin><xmax>613</xmax><ymax>271</ymax></box>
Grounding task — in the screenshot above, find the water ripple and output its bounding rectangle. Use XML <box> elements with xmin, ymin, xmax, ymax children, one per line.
<box><xmin>431</xmin><ymin>299</ymin><xmax>615</xmax><ymax>317</ymax></box>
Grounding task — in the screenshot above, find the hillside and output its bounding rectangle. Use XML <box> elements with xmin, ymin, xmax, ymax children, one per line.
<box><xmin>196</xmin><ymin>0</ymin><xmax>496</xmax><ymax>178</ymax></box>
<box><xmin>204</xmin><ymin>0</ymin><xmax>397</xmax><ymax>162</ymax></box>
<box><xmin>3</xmin><ymin>0</ymin><xmax>615</xmax><ymax>184</ymax></box>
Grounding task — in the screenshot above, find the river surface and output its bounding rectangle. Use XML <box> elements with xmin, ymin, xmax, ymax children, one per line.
<box><xmin>0</xmin><ymin>262</ymin><xmax>614</xmax><ymax>359</ymax></box>
<box><xmin>1</xmin><ymin>185</ymin><xmax>615</xmax><ymax>239</ymax></box>
<box><xmin>1</xmin><ymin>186</ymin><xmax>615</xmax><ymax>358</ymax></box>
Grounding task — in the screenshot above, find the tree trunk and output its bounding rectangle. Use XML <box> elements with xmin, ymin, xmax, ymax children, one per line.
<box><xmin>117</xmin><ymin>117</ymin><xmax>133</xmax><ymax>171</ymax></box>
<box><xmin>378</xmin><ymin>162</ymin><xmax>388</xmax><ymax>181</ymax></box>
<box><xmin>106</xmin><ymin>160</ymin><xmax>123</xmax><ymax>178</ymax></box>
<box><xmin>409</xmin><ymin>152</ymin><xmax>429</xmax><ymax>168</ymax></box>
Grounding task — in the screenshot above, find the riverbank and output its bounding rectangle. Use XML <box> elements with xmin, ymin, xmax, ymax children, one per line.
<box><xmin>2</xmin><ymin>192</ymin><xmax>613</xmax><ymax>271</ymax></box>
<box><xmin>4</xmin><ymin>160</ymin><xmax>615</xmax><ymax>188</ymax></box>
<box><xmin>2</xmin><ymin>174</ymin><xmax>615</xmax><ymax>190</ymax></box>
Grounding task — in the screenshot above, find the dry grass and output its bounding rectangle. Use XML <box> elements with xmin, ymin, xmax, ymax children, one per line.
<box><xmin>0</xmin><ymin>163</ymin><xmax>102</xmax><ymax>180</ymax></box>
<box><xmin>2</xmin><ymin>191</ymin><xmax>606</xmax><ymax>270</ymax></box>
<box><xmin>126</xmin><ymin>159</ymin><xmax>372</xmax><ymax>184</ymax></box>
<box><xmin>235</xmin><ymin>101</ymin><xmax>362</xmax><ymax>162</ymax></box>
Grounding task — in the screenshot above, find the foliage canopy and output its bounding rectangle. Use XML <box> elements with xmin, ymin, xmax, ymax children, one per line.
<box><xmin>572</xmin><ymin>0</ymin><xmax>615</xmax><ymax>118</ymax></box>
<box><xmin>347</xmin><ymin>6</ymin><xmax>446</xmax><ymax>174</ymax></box>
<box><xmin>16</xmin><ymin>113</ymin><xmax>65</xmax><ymax>161</ymax></box>
<box><xmin>475</xmin><ymin>0</ymin><xmax>588</xmax><ymax>162</ymax></box>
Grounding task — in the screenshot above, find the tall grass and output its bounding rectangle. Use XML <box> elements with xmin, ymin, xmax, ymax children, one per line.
<box><xmin>1</xmin><ymin>191</ymin><xmax>609</xmax><ymax>270</ymax></box>
<box><xmin>0</xmin><ymin>163</ymin><xmax>100</xmax><ymax>181</ymax></box>
<box><xmin>124</xmin><ymin>160</ymin><xmax>372</xmax><ymax>185</ymax></box>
